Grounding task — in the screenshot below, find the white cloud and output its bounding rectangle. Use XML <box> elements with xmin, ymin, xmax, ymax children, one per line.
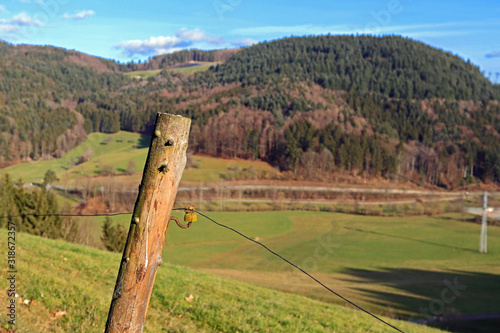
<box><xmin>116</xmin><ymin>36</ymin><xmax>183</xmax><ymax>56</ymax></box>
<box><xmin>176</xmin><ymin>28</ymin><xmax>222</xmax><ymax>44</ymax></box>
<box><xmin>0</xmin><ymin>5</ymin><xmax>7</xmax><ymax>13</ymax></box>
<box><xmin>0</xmin><ymin>12</ymin><xmax>44</xmax><ymax>38</ymax></box>
<box><xmin>231</xmin><ymin>38</ymin><xmax>258</xmax><ymax>47</ymax></box>
<box><xmin>62</xmin><ymin>10</ymin><xmax>95</xmax><ymax>20</ymax></box>
<box><xmin>0</xmin><ymin>12</ymin><xmax>43</xmax><ymax>26</ymax></box>
<box><xmin>0</xmin><ymin>24</ymin><xmax>19</xmax><ymax>33</ymax></box>
<box><xmin>115</xmin><ymin>28</ymin><xmax>224</xmax><ymax>57</ymax></box>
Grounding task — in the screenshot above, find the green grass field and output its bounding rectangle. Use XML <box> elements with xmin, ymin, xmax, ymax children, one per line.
<box><xmin>0</xmin><ymin>131</ymin><xmax>147</xmax><ymax>184</ymax></box>
<box><xmin>0</xmin><ymin>131</ymin><xmax>276</xmax><ymax>185</ymax></box>
<box><xmin>123</xmin><ymin>69</ymin><xmax>163</xmax><ymax>78</ymax></box>
<box><xmin>162</xmin><ymin>211</ymin><xmax>500</xmax><ymax>325</ymax></box>
<box><xmin>0</xmin><ymin>229</ymin><xmax>444</xmax><ymax>333</ymax></box>
<box><xmin>183</xmin><ymin>154</ymin><xmax>277</xmax><ymax>183</ymax></box>
<box><xmin>168</xmin><ymin>62</ymin><xmax>217</xmax><ymax>75</ymax></box>
<box><xmin>86</xmin><ymin>210</ymin><xmax>500</xmax><ymax>332</ymax></box>
<box><xmin>123</xmin><ymin>63</ymin><xmax>216</xmax><ymax>79</ymax></box>
<box><xmin>2</xmin><ymin>131</ymin><xmax>498</xmax><ymax>331</ymax></box>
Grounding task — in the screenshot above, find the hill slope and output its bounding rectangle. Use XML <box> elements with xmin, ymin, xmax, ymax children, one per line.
<box><xmin>208</xmin><ymin>35</ymin><xmax>499</xmax><ymax>100</ymax></box>
<box><xmin>2</xmin><ymin>230</ymin><xmax>445</xmax><ymax>332</ymax></box>
<box><xmin>0</xmin><ymin>41</ymin><xmax>126</xmax><ymax>164</ymax></box>
<box><xmin>1</xmin><ymin>35</ymin><xmax>500</xmax><ymax>188</ymax></box>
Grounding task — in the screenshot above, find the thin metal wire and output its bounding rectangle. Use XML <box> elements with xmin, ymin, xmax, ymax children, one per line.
<box><xmin>194</xmin><ymin>209</ymin><xmax>406</xmax><ymax>333</ymax></box>
<box><xmin>0</xmin><ymin>212</ymin><xmax>133</xmax><ymax>219</ymax></box>
<box><xmin>0</xmin><ymin>208</ymin><xmax>405</xmax><ymax>332</ymax></box>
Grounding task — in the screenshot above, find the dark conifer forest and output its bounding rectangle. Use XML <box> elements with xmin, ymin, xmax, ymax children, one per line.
<box><xmin>1</xmin><ymin>35</ymin><xmax>499</xmax><ymax>187</ymax></box>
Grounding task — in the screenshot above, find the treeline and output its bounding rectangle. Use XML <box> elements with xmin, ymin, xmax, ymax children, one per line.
<box><xmin>77</xmin><ymin>102</ymin><xmax>121</xmax><ymax>133</ymax></box>
<box><xmin>0</xmin><ymin>102</ymin><xmax>85</xmax><ymax>161</ymax></box>
<box><xmin>74</xmin><ymin>74</ymin><xmax>500</xmax><ymax>186</ymax></box>
<box><xmin>0</xmin><ymin>173</ymin><xmax>126</xmax><ymax>252</ymax></box>
<box><xmin>0</xmin><ymin>41</ymin><xmax>126</xmax><ymax>162</ymax></box>
<box><xmin>207</xmin><ymin>35</ymin><xmax>500</xmax><ymax>101</ymax></box>
<box><xmin>0</xmin><ymin>174</ymin><xmax>61</xmax><ymax>238</ymax></box>
<box><xmin>1</xmin><ymin>36</ymin><xmax>500</xmax><ymax>187</ymax></box>
<box><xmin>187</xmin><ymin>107</ymin><xmax>462</xmax><ymax>186</ymax></box>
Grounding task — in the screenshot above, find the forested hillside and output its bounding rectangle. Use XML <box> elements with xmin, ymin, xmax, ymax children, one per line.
<box><xmin>0</xmin><ymin>41</ymin><xmax>125</xmax><ymax>163</ymax></box>
<box><xmin>208</xmin><ymin>35</ymin><xmax>499</xmax><ymax>101</ymax></box>
<box><xmin>0</xmin><ymin>35</ymin><xmax>499</xmax><ymax>188</ymax></box>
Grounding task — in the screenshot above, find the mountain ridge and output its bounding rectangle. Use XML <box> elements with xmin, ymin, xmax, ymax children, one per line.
<box><xmin>0</xmin><ymin>35</ymin><xmax>499</xmax><ymax>188</ymax></box>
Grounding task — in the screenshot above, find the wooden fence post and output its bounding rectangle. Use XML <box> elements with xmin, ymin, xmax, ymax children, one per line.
<box><xmin>105</xmin><ymin>113</ymin><xmax>191</xmax><ymax>333</ymax></box>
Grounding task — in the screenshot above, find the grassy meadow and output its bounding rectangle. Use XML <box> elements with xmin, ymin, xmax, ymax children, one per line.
<box><xmin>0</xmin><ymin>131</ymin><xmax>276</xmax><ymax>185</ymax></box>
<box><xmin>66</xmin><ymin>210</ymin><xmax>500</xmax><ymax>332</ymax></box>
<box><xmin>123</xmin><ymin>69</ymin><xmax>163</xmax><ymax>78</ymax></box>
<box><xmin>1</xmin><ymin>131</ymin><xmax>499</xmax><ymax>332</ymax></box>
<box><xmin>163</xmin><ymin>211</ymin><xmax>500</xmax><ymax>324</ymax></box>
<box><xmin>0</xmin><ymin>131</ymin><xmax>148</xmax><ymax>184</ymax></box>
<box><xmin>0</xmin><ymin>229</ymin><xmax>446</xmax><ymax>333</ymax></box>
<box><xmin>123</xmin><ymin>62</ymin><xmax>216</xmax><ymax>79</ymax></box>
<box><xmin>168</xmin><ymin>62</ymin><xmax>218</xmax><ymax>75</ymax></box>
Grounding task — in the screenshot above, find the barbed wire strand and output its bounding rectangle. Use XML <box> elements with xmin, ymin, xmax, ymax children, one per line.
<box><xmin>0</xmin><ymin>212</ymin><xmax>133</xmax><ymax>219</ymax></box>
<box><xmin>194</xmin><ymin>209</ymin><xmax>405</xmax><ymax>333</ymax></box>
<box><xmin>0</xmin><ymin>209</ymin><xmax>405</xmax><ymax>332</ymax></box>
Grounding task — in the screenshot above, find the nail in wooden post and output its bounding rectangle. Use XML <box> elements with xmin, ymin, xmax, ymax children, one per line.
<box><xmin>105</xmin><ymin>113</ymin><xmax>191</xmax><ymax>333</ymax></box>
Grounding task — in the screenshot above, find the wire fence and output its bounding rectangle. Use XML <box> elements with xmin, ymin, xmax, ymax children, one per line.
<box><xmin>0</xmin><ymin>209</ymin><xmax>405</xmax><ymax>332</ymax></box>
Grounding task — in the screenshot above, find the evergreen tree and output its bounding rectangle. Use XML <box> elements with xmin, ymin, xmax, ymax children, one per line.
<box><xmin>43</xmin><ymin>169</ymin><xmax>59</xmax><ymax>184</ymax></box>
<box><xmin>101</xmin><ymin>217</ymin><xmax>127</xmax><ymax>252</ymax></box>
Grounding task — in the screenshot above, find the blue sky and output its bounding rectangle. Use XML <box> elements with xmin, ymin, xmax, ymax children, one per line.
<box><xmin>1</xmin><ymin>0</ymin><xmax>499</xmax><ymax>81</ymax></box>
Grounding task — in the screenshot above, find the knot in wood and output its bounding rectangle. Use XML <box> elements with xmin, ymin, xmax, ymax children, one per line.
<box><xmin>158</xmin><ymin>163</ymin><xmax>169</xmax><ymax>174</ymax></box>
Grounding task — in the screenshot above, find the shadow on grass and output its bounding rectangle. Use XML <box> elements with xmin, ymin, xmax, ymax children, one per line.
<box><xmin>342</xmin><ymin>267</ymin><xmax>500</xmax><ymax>333</ymax></box>
<box><xmin>343</xmin><ymin>226</ymin><xmax>477</xmax><ymax>253</ymax></box>
<box><xmin>137</xmin><ymin>134</ymin><xmax>152</xmax><ymax>149</ymax></box>
<box><xmin>428</xmin><ymin>317</ymin><xmax>500</xmax><ymax>333</ymax></box>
